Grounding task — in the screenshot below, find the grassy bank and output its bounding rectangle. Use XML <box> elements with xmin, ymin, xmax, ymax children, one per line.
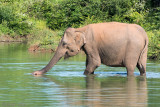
<box><xmin>0</xmin><ymin>0</ymin><xmax>160</xmax><ymax>60</ymax></box>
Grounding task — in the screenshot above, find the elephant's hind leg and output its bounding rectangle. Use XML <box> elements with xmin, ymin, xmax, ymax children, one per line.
<box><xmin>137</xmin><ymin>63</ymin><xmax>146</xmax><ymax>76</ymax></box>
<box><xmin>125</xmin><ymin>51</ymin><xmax>139</xmax><ymax>76</ymax></box>
<box><xmin>137</xmin><ymin>50</ymin><xmax>147</xmax><ymax>76</ymax></box>
<box><xmin>126</xmin><ymin>63</ymin><xmax>137</xmax><ymax>76</ymax></box>
<box><xmin>125</xmin><ymin>55</ymin><xmax>138</xmax><ymax>76</ymax></box>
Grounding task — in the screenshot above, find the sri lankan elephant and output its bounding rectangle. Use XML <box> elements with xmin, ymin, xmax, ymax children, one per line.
<box><xmin>32</xmin><ymin>22</ymin><xmax>148</xmax><ymax>76</ymax></box>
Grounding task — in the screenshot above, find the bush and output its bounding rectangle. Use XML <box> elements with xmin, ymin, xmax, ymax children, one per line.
<box><xmin>0</xmin><ymin>5</ymin><xmax>16</xmax><ymax>23</ymax></box>
<box><xmin>0</xmin><ymin>21</ymin><xmax>15</xmax><ymax>36</ymax></box>
<box><xmin>27</xmin><ymin>27</ymin><xmax>61</xmax><ymax>49</ymax></box>
<box><xmin>147</xmin><ymin>30</ymin><xmax>160</xmax><ymax>60</ymax></box>
<box><xmin>46</xmin><ymin>0</ymin><xmax>135</xmax><ymax>30</ymax></box>
<box><xmin>0</xmin><ymin>4</ymin><xmax>33</xmax><ymax>36</ymax></box>
<box><xmin>146</xmin><ymin>7</ymin><xmax>160</xmax><ymax>30</ymax></box>
<box><xmin>27</xmin><ymin>0</ymin><xmax>54</xmax><ymax>19</ymax></box>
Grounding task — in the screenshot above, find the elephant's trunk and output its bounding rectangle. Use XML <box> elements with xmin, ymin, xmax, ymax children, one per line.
<box><xmin>40</xmin><ymin>44</ymin><xmax>66</xmax><ymax>73</ymax></box>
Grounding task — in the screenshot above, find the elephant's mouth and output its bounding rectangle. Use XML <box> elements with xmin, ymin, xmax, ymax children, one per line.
<box><xmin>64</xmin><ymin>49</ymin><xmax>79</xmax><ymax>60</ymax></box>
<box><xmin>64</xmin><ymin>52</ymin><xmax>70</xmax><ymax>59</ymax></box>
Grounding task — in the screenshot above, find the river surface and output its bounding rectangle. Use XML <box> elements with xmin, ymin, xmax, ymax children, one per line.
<box><xmin>0</xmin><ymin>43</ymin><xmax>160</xmax><ymax>107</ymax></box>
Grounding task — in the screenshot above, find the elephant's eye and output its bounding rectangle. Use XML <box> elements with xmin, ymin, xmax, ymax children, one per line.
<box><xmin>63</xmin><ymin>42</ymin><xmax>67</xmax><ymax>46</ymax></box>
<box><xmin>70</xmin><ymin>49</ymin><xmax>74</xmax><ymax>52</ymax></box>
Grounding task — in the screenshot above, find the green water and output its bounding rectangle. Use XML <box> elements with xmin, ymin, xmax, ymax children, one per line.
<box><xmin>0</xmin><ymin>43</ymin><xmax>160</xmax><ymax>107</ymax></box>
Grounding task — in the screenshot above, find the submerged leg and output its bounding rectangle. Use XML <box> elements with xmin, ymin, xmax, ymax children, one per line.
<box><xmin>126</xmin><ymin>64</ymin><xmax>136</xmax><ymax>76</ymax></box>
<box><xmin>125</xmin><ymin>53</ymin><xmax>139</xmax><ymax>76</ymax></box>
<box><xmin>84</xmin><ymin>55</ymin><xmax>101</xmax><ymax>75</ymax></box>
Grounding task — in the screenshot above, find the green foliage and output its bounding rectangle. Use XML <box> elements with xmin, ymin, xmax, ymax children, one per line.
<box><xmin>0</xmin><ymin>21</ymin><xmax>15</xmax><ymax>36</ymax></box>
<box><xmin>145</xmin><ymin>0</ymin><xmax>160</xmax><ymax>8</ymax></box>
<box><xmin>46</xmin><ymin>0</ymin><xmax>135</xmax><ymax>30</ymax></box>
<box><xmin>147</xmin><ymin>30</ymin><xmax>160</xmax><ymax>60</ymax></box>
<box><xmin>146</xmin><ymin>7</ymin><xmax>160</xmax><ymax>30</ymax></box>
<box><xmin>27</xmin><ymin>27</ymin><xmax>61</xmax><ymax>49</ymax></box>
<box><xmin>27</xmin><ymin>0</ymin><xmax>54</xmax><ymax>19</ymax></box>
<box><xmin>0</xmin><ymin>3</ymin><xmax>33</xmax><ymax>36</ymax></box>
<box><xmin>1</xmin><ymin>0</ymin><xmax>158</xmax><ymax>34</ymax></box>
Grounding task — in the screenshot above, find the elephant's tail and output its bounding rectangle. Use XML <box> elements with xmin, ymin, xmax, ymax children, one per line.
<box><xmin>138</xmin><ymin>33</ymin><xmax>148</xmax><ymax>66</ymax></box>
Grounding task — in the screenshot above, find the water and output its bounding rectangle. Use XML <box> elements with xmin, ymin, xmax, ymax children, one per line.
<box><xmin>0</xmin><ymin>43</ymin><xmax>160</xmax><ymax>107</ymax></box>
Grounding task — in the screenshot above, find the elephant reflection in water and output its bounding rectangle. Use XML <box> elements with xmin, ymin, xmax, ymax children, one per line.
<box><xmin>47</xmin><ymin>75</ymin><xmax>147</xmax><ymax>107</ymax></box>
<box><xmin>82</xmin><ymin>76</ymin><xmax>148</xmax><ymax>107</ymax></box>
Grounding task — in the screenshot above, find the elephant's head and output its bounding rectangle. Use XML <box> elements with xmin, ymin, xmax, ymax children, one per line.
<box><xmin>62</xmin><ymin>28</ymin><xmax>86</xmax><ymax>59</ymax></box>
<box><xmin>32</xmin><ymin>27</ymin><xmax>86</xmax><ymax>75</ymax></box>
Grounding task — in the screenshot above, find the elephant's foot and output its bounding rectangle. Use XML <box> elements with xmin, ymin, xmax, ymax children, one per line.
<box><xmin>140</xmin><ymin>72</ymin><xmax>146</xmax><ymax>76</ymax></box>
<box><xmin>83</xmin><ymin>70</ymin><xmax>94</xmax><ymax>75</ymax></box>
<box><xmin>32</xmin><ymin>71</ymin><xmax>45</xmax><ymax>75</ymax></box>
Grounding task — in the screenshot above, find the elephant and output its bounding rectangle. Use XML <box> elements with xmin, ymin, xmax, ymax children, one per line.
<box><xmin>32</xmin><ymin>22</ymin><xmax>148</xmax><ymax>76</ymax></box>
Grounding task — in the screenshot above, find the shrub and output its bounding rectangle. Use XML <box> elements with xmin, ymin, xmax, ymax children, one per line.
<box><xmin>0</xmin><ymin>23</ymin><xmax>15</xmax><ymax>36</ymax></box>
<box><xmin>46</xmin><ymin>0</ymin><xmax>135</xmax><ymax>30</ymax></box>
<box><xmin>147</xmin><ymin>30</ymin><xmax>160</xmax><ymax>60</ymax></box>
<box><xmin>0</xmin><ymin>4</ymin><xmax>33</xmax><ymax>36</ymax></box>
<box><xmin>0</xmin><ymin>5</ymin><xmax>16</xmax><ymax>23</ymax></box>
<box><xmin>146</xmin><ymin>7</ymin><xmax>160</xmax><ymax>30</ymax></box>
<box><xmin>28</xmin><ymin>27</ymin><xmax>61</xmax><ymax>49</ymax></box>
<box><xmin>27</xmin><ymin>0</ymin><xmax>54</xmax><ymax>19</ymax></box>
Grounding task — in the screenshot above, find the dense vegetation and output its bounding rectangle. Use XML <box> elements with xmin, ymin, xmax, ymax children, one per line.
<box><xmin>0</xmin><ymin>0</ymin><xmax>160</xmax><ymax>60</ymax></box>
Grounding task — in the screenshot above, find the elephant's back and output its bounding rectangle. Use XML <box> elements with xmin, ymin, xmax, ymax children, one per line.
<box><xmin>89</xmin><ymin>22</ymin><xmax>147</xmax><ymax>67</ymax></box>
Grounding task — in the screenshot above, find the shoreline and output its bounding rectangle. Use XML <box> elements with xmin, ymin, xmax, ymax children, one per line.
<box><xmin>0</xmin><ymin>35</ymin><xmax>56</xmax><ymax>52</ymax></box>
<box><xmin>0</xmin><ymin>35</ymin><xmax>26</xmax><ymax>42</ymax></box>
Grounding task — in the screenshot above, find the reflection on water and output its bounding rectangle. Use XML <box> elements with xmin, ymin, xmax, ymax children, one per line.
<box><xmin>84</xmin><ymin>76</ymin><xmax>147</xmax><ymax>107</ymax></box>
<box><xmin>0</xmin><ymin>43</ymin><xmax>160</xmax><ymax>107</ymax></box>
<box><xmin>20</xmin><ymin>74</ymin><xmax>147</xmax><ymax>107</ymax></box>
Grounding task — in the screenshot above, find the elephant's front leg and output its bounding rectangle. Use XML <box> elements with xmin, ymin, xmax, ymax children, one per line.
<box><xmin>84</xmin><ymin>55</ymin><xmax>101</xmax><ymax>75</ymax></box>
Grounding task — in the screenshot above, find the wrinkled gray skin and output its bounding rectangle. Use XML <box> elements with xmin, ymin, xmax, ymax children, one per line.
<box><xmin>33</xmin><ymin>22</ymin><xmax>148</xmax><ymax>76</ymax></box>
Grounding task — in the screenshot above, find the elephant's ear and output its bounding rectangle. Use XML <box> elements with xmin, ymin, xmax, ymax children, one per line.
<box><xmin>75</xmin><ymin>31</ymin><xmax>86</xmax><ymax>45</ymax></box>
